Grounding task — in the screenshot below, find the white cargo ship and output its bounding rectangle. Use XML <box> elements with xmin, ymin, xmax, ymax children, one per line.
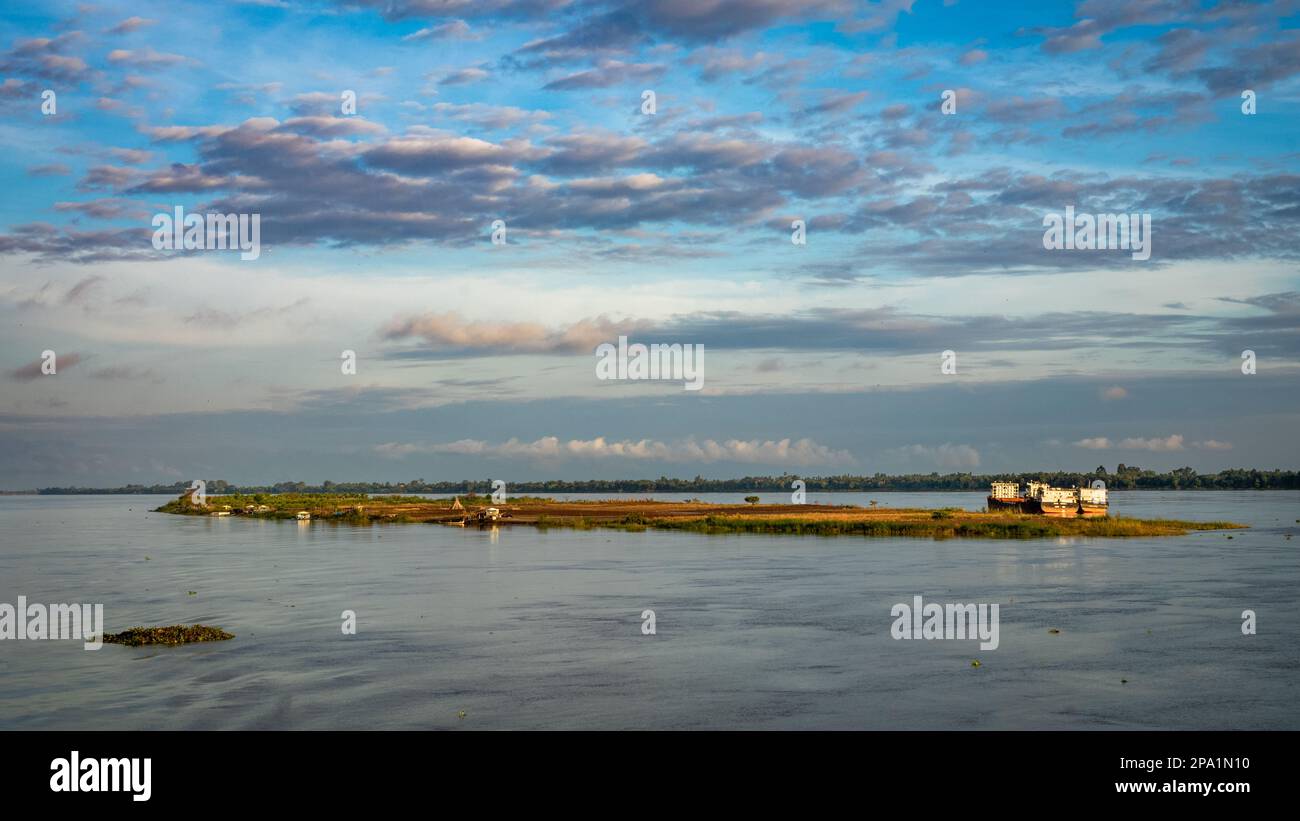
<box><xmin>988</xmin><ymin>480</ymin><xmax>1108</xmax><ymax>517</ymax></box>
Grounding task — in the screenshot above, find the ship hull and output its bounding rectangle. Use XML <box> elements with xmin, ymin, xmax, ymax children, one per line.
<box><xmin>989</xmin><ymin>489</ymin><xmax>1108</xmax><ymax>517</ymax></box>
<box><xmin>1022</xmin><ymin>498</ymin><xmax>1080</xmax><ymax>517</ymax></box>
<box><xmin>987</xmin><ymin>496</ymin><xmax>1026</xmax><ymax>512</ymax></box>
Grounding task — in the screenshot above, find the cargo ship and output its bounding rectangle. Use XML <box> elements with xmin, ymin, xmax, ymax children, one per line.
<box><xmin>987</xmin><ymin>480</ymin><xmax>1108</xmax><ymax>517</ymax></box>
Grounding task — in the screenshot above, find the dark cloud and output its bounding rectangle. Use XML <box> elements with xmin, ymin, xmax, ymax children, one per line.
<box><xmin>28</xmin><ymin>163</ymin><xmax>72</xmax><ymax>176</ymax></box>
<box><xmin>543</xmin><ymin>59</ymin><xmax>664</xmax><ymax>89</ymax></box>
<box><xmin>0</xmin><ymin>31</ymin><xmax>92</xmax><ymax>83</ymax></box>
<box><xmin>1020</xmin><ymin>0</ymin><xmax>1194</xmax><ymax>54</ymax></box>
<box><xmin>10</xmin><ymin>352</ymin><xmax>83</xmax><ymax>381</ymax></box>
<box><xmin>339</xmin><ymin>0</ymin><xmax>573</xmax><ymax>23</ymax></box>
<box><xmin>6</xmin><ymin>102</ymin><xmax>1297</xmax><ymax>269</ymax></box>
<box><xmin>1196</xmin><ymin>34</ymin><xmax>1300</xmax><ymax>97</ymax></box>
<box><xmin>0</xmin><ymin>223</ymin><xmax>152</xmax><ymax>264</ymax></box>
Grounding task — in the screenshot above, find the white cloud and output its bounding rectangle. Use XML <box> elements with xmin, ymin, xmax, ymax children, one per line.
<box><xmin>1074</xmin><ymin>437</ymin><xmax>1112</xmax><ymax>449</ymax></box>
<box><xmin>375</xmin><ymin>436</ymin><xmax>854</xmax><ymax>466</ymax></box>
<box><xmin>1194</xmin><ymin>440</ymin><xmax>1233</xmax><ymax>450</ymax></box>
<box><xmin>1074</xmin><ymin>435</ymin><xmax>1185</xmax><ymax>451</ymax></box>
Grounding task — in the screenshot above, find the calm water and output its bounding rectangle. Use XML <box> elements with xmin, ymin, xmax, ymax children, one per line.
<box><xmin>1</xmin><ymin>491</ymin><xmax>1296</xmax><ymax>730</ymax></box>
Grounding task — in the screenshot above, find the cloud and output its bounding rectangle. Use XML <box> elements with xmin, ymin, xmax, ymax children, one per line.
<box><xmin>0</xmin><ymin>32</ymin><xmax>92</xmax><ymax>82</ymax></box>
<box><xmin>1073</xmin><ymin>437</ymin><xmax>1112</xmax><ymax>449</ymax></box>
<box><xmin>63</xmin><ymin>275</ymin><xmax>104</xmax><ymax>303</ymax></box>
<box><xmin>889</xmin><ymin>442</ymin><xmax>982</xmax><ymax>469</ymax></box>
<box><xmin>10</xmin><ymin>91</ymin><xmax>1296</xmax><ymax>271</ymax></box>
<box><xmin>380</xmin><ymin>312</ymin><xmax>646</xmax><ymax>353</ymax></box>
<box><xmin>543</xmin><ymin>59</ymin><xmax>664</xmax><ymax>90</ymax></box>
<box><xmin>688</xmin><ymin>47</ymin><xmax>772</xmax><ymax>81</ymax></box>
<box><xmin>439</xmin><ymin>67</ymin><xmax>490</xmax><ymax>86</ymax></box>
<box><xmin>1193</xmin><ymin>440</ymin><xmax>1233</xmax><ymax>451</ymax></box>
<box><xmin>10</xmin><ymin>352</ymin><xmax>83</xmax><ymax>381</ymax></box>
<box><xmin>88</xmin><ymin>365</ymin><xmax>160</xmax><ymax>382</ymax></box>
<box><xmin>1020</xmin><ymin>0</ymin><xmax>1190</xmax><ymax>55</ymax></box>
<box><xmin>1074</xmin><ymin>435</ymin><xmax>1185</xmax><ymax>451</ymax></box>
<box><xmin>28</xmin><ymin>164</ymin><xmax>72</xmax><ymax>176</ymax></box>
<box><xmin>338</xmin><ymin>0</ymin><xmax>572</xmax><ymax>23</ymax></box>
<box><xmin>403</xmin><ymin>20</ymin><xmax>478</xmax><ymax>41</ymax></box>
<box><xmin>431</xmin><ymin>102</ymin><xmax>551</xmax><ymax>130</ymax></box>
<box><xmin>276</xmin><ymin>116</ymin><xmax>387</xmax><ymax>137</ymax></box>
<box><xmin>639</xmin><ymin>0</ymin><xmax>850</xmax><ymax>41</ymax></box>
<box><xmin>105</xmin><ymin>48</ymin><xmax>187</xmax><ymax>69</ymax></box>
<box><xmin>376</xmin><ymin>435</ymin><xmax>854</xmax><ymax>466</ymax></box>
<box><xmin>107</xmin><ymin>17</ymin><xmax>157</xmax><ymax>35</ymax></box>
<box><xmin>1100</xmin><ymin>385</ymin><xmax>1127</xmax><ymax>400</ymax></box>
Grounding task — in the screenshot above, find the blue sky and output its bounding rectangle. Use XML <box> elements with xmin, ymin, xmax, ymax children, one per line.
<box><xmin>0</xmin><ymin>0</ymin><xmax>1297</xmax><ymax>487</ymax></box>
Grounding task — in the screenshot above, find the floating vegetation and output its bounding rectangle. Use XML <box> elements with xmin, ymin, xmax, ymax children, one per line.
<box><xmin>1048</xmin><ymin>628</ymin><xmax>1061</xmax><ymax>634</ymax></box>
<box><xmin>102</xmin><ymin>625</ymin><xmax>234</xmax><ymax>647</ymax></box>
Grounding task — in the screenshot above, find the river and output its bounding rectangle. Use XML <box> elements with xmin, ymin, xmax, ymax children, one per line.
<box><xmin>1</xmin><ymin>491</ymin><xmax>1295</xmax><ymax>729</ymax></box>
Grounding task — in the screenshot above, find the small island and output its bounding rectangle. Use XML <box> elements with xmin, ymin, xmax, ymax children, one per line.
<box><xmin>156</xmin><ymin>491</ymin><xmax>1245</xmax><ymax>539</ymax></box>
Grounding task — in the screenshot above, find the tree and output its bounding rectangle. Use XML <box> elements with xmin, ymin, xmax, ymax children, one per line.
<box><xmin>744</xmin><ymin>495</ymin><xmax>760</xmax><ymax>505</ymax></box>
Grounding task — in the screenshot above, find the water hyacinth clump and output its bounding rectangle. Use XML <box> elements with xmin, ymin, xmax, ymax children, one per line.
<box><xmin>103</xmin><ymin>625</ymin><xmax>235</xmax><ymax>647</ymax></box>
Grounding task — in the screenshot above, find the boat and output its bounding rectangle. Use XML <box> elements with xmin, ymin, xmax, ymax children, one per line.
<box><xmin>1026</xmin><ymin>482</ymin><xmax>1081</xmax><ymax>517</ymax></box>
<box><xmin>1077</xmin><ymin>484</ymin><xmax>1109</xmax><ymax>517</ymax></box>
<box><xmin>986</xmin><ymin>482</ymin><xmax>1025</xmax><ymax>512</ymax></box>
<box><xmin>987</xmin><ymin>480</ymin><xmax>1108</xmax><ymax>517</ymax></box>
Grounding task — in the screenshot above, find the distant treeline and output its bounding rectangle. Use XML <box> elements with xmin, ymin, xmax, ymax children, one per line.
<box><xmin>25</xmin><ymin>466</ymin><xmax>1300</xmax><ymax>494</ymax></box>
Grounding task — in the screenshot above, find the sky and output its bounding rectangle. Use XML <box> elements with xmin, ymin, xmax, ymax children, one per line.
<box><xmin>0</xmin><ymin>0</ymin><xmax>1297</xmax><ymax>488</ymax></box>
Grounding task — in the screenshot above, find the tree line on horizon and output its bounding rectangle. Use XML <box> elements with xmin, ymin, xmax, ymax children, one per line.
<box><xmin>23</xmin><ymin>466</ymin><xmax>1300</xmax><ymax>494</ymax></box>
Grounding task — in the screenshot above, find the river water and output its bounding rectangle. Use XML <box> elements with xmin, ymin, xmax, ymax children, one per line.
<box><xmin>1</xmin><ymin>491</ymin><xmax>1295</xmax><ymax>729</ymax></box>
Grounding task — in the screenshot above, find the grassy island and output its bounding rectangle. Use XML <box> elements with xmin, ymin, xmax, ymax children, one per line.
<box><xmin>155</xmin><ymin>492</ymin><xmax>1246</xmax><ymax>540</ymax></box>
